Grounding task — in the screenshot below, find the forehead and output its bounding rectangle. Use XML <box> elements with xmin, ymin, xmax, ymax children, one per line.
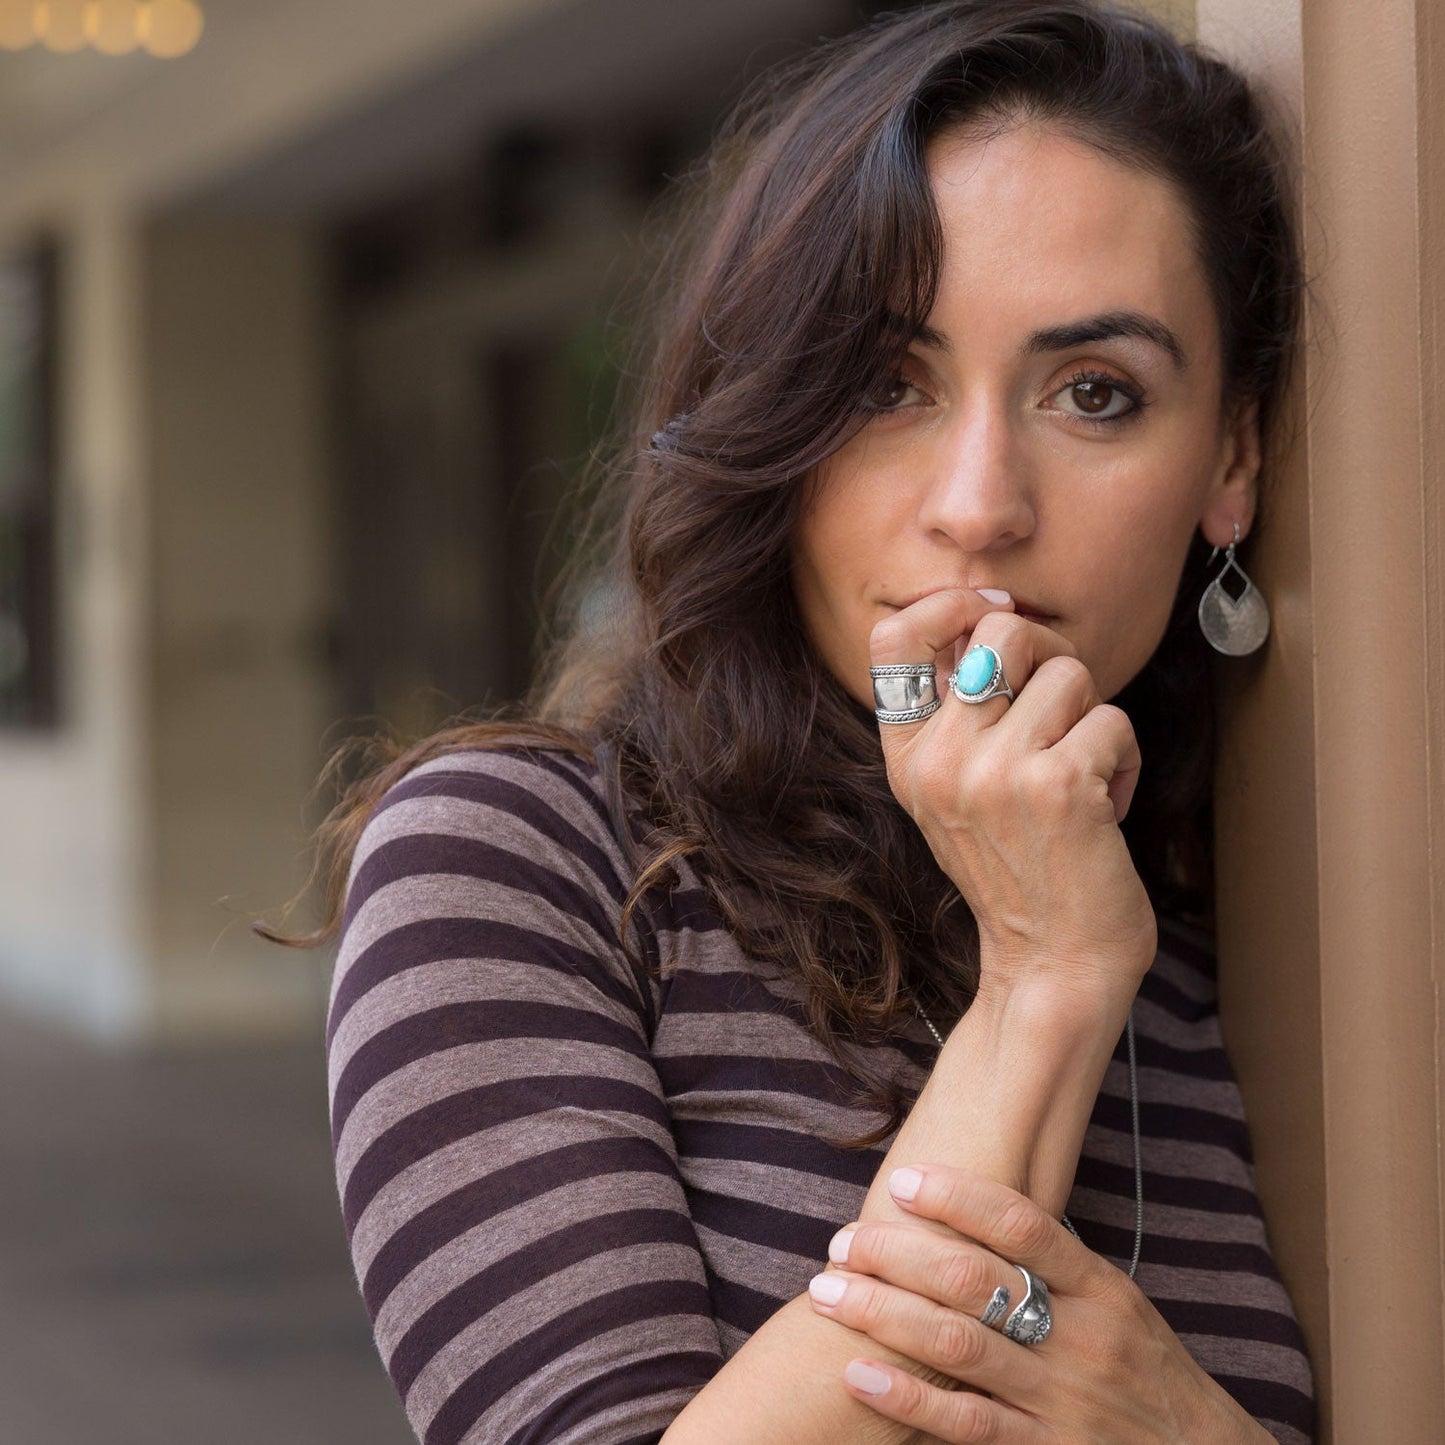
<box><xmin>923</xmin><ymin>122</ymin><xmax>1214</xmax><ymax>358</ymax></box>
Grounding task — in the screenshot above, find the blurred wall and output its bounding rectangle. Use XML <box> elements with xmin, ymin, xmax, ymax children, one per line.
<box><xmin>0</xmin><ymin>0</ymin><xmax>566</xmax><ymax>1039</ymax></box>
<box><xmin>145</xmin><ymin>218</ymin><xmax>333</xmax><ymax>1035</ymax></box>
<box><xmin>0</xmin><ymin>206</ymin><xmax>148</xmax><ymax>1038</ymax></box>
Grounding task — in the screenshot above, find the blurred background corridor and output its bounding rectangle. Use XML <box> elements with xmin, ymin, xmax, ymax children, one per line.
<box><xmin>0</xmin><ymin>1</ymin><xmax>1195</xmax><ymax>1439</ymax></box>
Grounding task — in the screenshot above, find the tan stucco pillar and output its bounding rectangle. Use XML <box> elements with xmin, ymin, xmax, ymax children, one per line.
<box><xmin>1196</xmin><ymin>1</ymin><xmax>1445</xmax><ymax>1440</ymax></box>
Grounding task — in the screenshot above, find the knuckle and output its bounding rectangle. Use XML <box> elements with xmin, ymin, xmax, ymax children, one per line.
<box><xmin>927</xmin><ymin>1312</ymin><xmax>982</xmax><ymax>1372</ymax></box>
<box><xmin>869</xmin><ymin>615</ymin><xmax>909</xmax><ymax>661</ymax></box>
<box><xmin>994</xmin><ymin>1193</ymin><xmax>1053</xmax><ymax>1259</ymax></box>
<box><xmin>1034</xmin><ymin>653</ymin><xmax>1091</xmax><ymax>690</ymax></box>
<box><xmin>958</xmin><ymin>751</ymin><xmax>1009</xmax><ymax>807</ymax></box>
<box><xmin>1091</xmin><ymin>1262</ymin><xmax>1139</xmax><ymax>1312</ymax></box>
<box><xmin>888</xmin><ymin>1369</ymin><xmax>928</xmax><ymax>1418</ymax></box>
<box><xmin>1093</xmin><ymin>701</ymin><xmax>1137</xmax><ymax>738</ymax></box>
<box><xmin>936</xmin><ymin>1248</ymin><xmax>988</xmax><ymax>1308</ymax></box>
<box><xmin>945</xmin><ymin>1388</ymin><xmax>1001</xmax><ymax>1443</ymax></box>
<box><xmin>853</xmin><ymin>1282</ymin><xmax>891</xmax><ymax>1333</ymax></box>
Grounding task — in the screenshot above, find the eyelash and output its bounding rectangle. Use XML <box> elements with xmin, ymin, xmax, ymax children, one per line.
<box><xmin>1059</xmin><ymin>368</ymin><xmax>1150</xmax><ymax>430</ymax></box>
<box><xmin>865</xmin><ymin>366</ymin><xmax>1151</xmax><ymax>430</ymax></box>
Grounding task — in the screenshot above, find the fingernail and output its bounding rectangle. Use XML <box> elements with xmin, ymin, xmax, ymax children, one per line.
<box><xmin>809</xmin><ymin>1273</ymin><xmax>847</xmax><ymax>1306</ymax></box>
<box><xmin>828</xmin><ymin>1228</ymin><xmax>855</xmax><ymax>1264</ymax></box>
<box><xmin>844</xmin><ymin>1361</ymin><xmax>892</xmax><ymax>1395</ymax></box>
<box><xmin>977</xmin><ymin>587</ymin><xmax>1011</xmax><ymax>604</ymax></box>
<box><xmin>888</xmin><ymin>1166</ymin><xmax>923</xmax><ymax>1201</ymax></box>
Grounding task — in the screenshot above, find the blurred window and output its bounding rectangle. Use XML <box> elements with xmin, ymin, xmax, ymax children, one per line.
<box><xmin>0</xmin><ymin>240</ymin><xmax>59</xmax><ymax>729</ymax></box>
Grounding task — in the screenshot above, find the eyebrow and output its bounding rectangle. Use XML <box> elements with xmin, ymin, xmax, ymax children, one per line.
<box><xmin>911</xmin><ymin>309</ymin><xmax>1189</xmax><ymax>373</ymax></box>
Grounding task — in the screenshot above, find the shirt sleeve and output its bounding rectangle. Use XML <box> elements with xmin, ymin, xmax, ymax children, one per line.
<box><xmin>325</xmin><ymin>745</ymin><xmax>723</xmax><ymax>1445</ymax></box>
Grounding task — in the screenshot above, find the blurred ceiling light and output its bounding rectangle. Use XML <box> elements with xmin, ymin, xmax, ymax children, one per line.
<box><xmin>85</xmin><ymin>0</ymin><xmax>141</xmax><ymax>54</ymax></box>
<box><xmin>38</xmin><ymin>0</ymin><xmax>88</xmax><ymax>52</ymax></box>
<box><xmin>139</xmin><ymin>0</ymin><xmax>201</xmax><ymax>58</ymax></box>
<box><xmin>0</xmin><ymin>0</ymin><xmax>203</xmax><ymax>56</ymax></box>
<box><xmin>0</xmin><ymin>0</ymin><xmax>38</xmax><ymax>50</ymax></box>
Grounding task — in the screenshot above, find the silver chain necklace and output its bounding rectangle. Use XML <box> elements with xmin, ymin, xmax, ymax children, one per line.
<box><xmin>914</xmin><ymin>1000</ymin><xmax>1144</xmax><ymax>1281</ymax></box>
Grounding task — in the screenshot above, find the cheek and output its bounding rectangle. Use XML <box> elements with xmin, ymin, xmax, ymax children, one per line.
<box><xmin>1065</xmin><ymin>477</ymin><xmax>1206</xmax><ymax>693</ymax></box>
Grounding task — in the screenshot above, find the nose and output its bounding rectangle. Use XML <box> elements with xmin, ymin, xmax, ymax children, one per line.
<box><xmin>915</xmin><ymin>404</ymin><xmax>1037</xmax><ymax>552</ymax></box>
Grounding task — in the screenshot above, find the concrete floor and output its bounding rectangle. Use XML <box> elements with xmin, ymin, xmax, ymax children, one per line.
<box><xmin>0</xmin><ymin>1008</ymin><xmax>413</xmax><ymax>1445</ymax></box>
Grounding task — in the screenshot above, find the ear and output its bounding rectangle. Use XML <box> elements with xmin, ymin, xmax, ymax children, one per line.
<box><xmin>1197</xmin><ymin>396</ymin><xmax>1261</xmax><ymax>548</ymax></box>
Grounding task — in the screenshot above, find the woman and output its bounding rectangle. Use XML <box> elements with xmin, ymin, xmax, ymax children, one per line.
<box><xmin>281</xmin><ymin>2</ymin><xmax>1315</xmax><ymax>1440</ymax></box>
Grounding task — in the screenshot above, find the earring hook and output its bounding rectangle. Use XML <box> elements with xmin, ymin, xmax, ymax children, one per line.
<box><xmin>1206</xmin><ymin>519</ymin><xmax>1242</xmax><ymax>569</ymax></box>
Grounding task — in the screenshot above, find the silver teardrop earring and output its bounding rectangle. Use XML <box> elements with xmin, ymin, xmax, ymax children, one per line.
<box><xmin>1198</xmin><ymin>520</ymin><xmax>1270</xmax><ymax>656</ymax></box>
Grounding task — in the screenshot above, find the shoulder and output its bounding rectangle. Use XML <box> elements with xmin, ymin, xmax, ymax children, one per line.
<box><xmin>342</xmin><ymin>742</ymin><xmax>629</xmax><ymax>925</ymax></box>
<box><xmin>328</xmin><ymin>740</ymin><xmax>665</xmax><ymax>1076</ymax></box>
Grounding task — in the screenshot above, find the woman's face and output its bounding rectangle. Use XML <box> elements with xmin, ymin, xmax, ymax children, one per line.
<box><xmin>791</xmin><ymin>121</ymin><xmax>1261</xmax><ymax>705</ymax></box>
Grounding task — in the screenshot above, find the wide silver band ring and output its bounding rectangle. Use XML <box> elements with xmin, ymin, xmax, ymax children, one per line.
<box><xmin>871</xmin><ymin>663</ymin><xmax>941</xmax><ymax>724</ymax></box>
<box><xmin>979</xmin><ymin>1285</ymin><xmax>1011</xmax><ymax>1329</ymax></box>
<box><xmin>949</xmin><ymin>644</ymin><xmax>1015</xmax><ymax>705</ymax></box>
<box><xmin>1001</xmin><ymin>1265</ymin><xmax>1052</xmax><ymax>1345</ymax></box>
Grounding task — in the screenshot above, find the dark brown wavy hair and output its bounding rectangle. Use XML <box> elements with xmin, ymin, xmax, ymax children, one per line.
<box><xmin>262</xmin><ymin>0</ymin><xmax>1304</xmax><ymax>1147</ymax></box>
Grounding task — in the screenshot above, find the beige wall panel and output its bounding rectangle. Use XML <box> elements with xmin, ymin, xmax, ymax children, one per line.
<box><xmin>1199</xmin><ymin>0</ymin><xmax>1445</xmax><ymax>1438</ymax></box>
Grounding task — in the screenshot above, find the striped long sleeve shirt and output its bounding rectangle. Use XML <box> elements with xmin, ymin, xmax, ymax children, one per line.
<box><xmin>326</xmin><ymin>744</ymin><xmax>1316</xmax><ymax>1444</ymax></box>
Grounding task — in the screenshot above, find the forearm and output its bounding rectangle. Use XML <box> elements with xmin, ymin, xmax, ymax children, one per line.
<box><xmin>661</xmin><ymin>967</ymin><xmax>1135</xmax><ymax>1443</ymax></box>
<box><xmin>868</xmin><ymin>974</ymin><xmax>1134</xmax><ymax>1221</ymax></box>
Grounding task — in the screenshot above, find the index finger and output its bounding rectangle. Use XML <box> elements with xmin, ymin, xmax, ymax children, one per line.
<box><xmin>869</xmin><ymin>588</ymin><xmax>1016</xmax><ymax>671</ymax></box>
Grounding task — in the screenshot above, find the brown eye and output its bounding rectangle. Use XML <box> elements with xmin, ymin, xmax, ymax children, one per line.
<box><xmin>1052</xmin><ymin>368</ymin><xmax>1148</xmax><ymax>428</ymax></box>
<box><xmin>869</xmin><ymin>374</ymin><xmax>928</xmax><ymax>412</ymax></box>
<box><xmin>1072</xmin><ymin>379</ymin><xmax>1116</xmax><ymax>414</ymax></box>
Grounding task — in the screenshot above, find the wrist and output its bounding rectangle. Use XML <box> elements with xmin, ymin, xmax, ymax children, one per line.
<box><xmin>913</xmin><ymin>980</ymin><xmax>1131</xmax><ymax>1215</ymax></box>
<box><xmin>972</xmin><ymin>939</ymin><xmax>1150</xmax><ymax>1021</ymax></box>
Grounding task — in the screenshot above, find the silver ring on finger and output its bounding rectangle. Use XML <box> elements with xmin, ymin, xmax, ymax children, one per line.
<box><xmin>979</xmin><ymin>1285</ymin><xmax>1011</xmax><ymax>1329</ymax></box>
<box><xmin>1001</xmin><ymin>1265</ymin><xmax>1052</xmax><ymax>1345</ymax></box>
<box><xmin>870</xmin><ymin>663</ymin><xmax>941</xmax><ymax>724</ymax></box>
<box><xmin>949</xmin><ymin>644</ymin><xmax>1015</xmax><ymax>705</ymax></box>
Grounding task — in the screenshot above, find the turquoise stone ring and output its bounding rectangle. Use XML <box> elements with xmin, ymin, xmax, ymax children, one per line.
<box><xmin>949</xmin><ymin>644</ymin><xmax>1015</xmax><ymax>705</ymax></box>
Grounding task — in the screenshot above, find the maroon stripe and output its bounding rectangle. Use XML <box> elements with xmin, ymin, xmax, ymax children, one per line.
<box><xmin>500</xmin><ymin>1358</ymin><xmax>716</xmax><ymax>1445</ymax></box>
<box><xmin>346</xmin><ymin>831</ymin><xmax>620</xmax><ymax>959</ymax></box>
<box><xmin>388</xmin><ymin>1207</ymin><xmax>704</xmax><ymax>1395</ymax></box>
<box><xmin>1137</xmin><ymin>965</ymin><xmax>1218</xmax><ymax>1023</ymax></box>
<box><xmin>378</xmin><ymin>765</ymin><xmax>630</xmax><ymax>907</ymax></box>
<box><xmin>1150</xmin><ymin>1296</ymin><xmax>1310</xmax><ymax>1352</ymax></box>
<box><xmin>701</xmin><ymin>1258</ymin><xmax>782</xmax><ymax>1336</ymax></box>
<box><xmin>1091</xmin><ymin>1091</ymin><xmax>1252</xmax><ymax>1158</ymax></box>
<box><xmin>1071</xmin><ymin>1153</ymin><xmax>1263</xmax><ymax>1216</ymax></box>
<box><xmin>422</xmin><ymin>1280</ymin><xmax>712</xmax><ymax>1445</ymax></box>
<box><xmin>331</xmin><ymin>999</ymin><xmax>645</xmax><ymax>1144</ymax></box>
<box><xmin>686</xmin><ymin>1186</ymin><xmax>835</xmax><ymax>1262</ymax></box>
<box><xmin>657</xmin><ymin>967</ymin><xmax>812</xmax><ymax>1019</ymax></box>
<box><xmin>1122</xmin><ymin>1030</ymin><xmax>1235</xmax><ymax>1080</ymax></box>
<box><xmin>671</xmin><ymin>1117</ymin><xmax>880</xmax><ymax>1188</ymax></box>
<box><xmin>360</xmin><ymin>1133</ymin><xmax>681</xmax><ymax>1311</ymax></box>
<box><xmin>326</xmin><ymin>915</ymin><xmax>641</xmax><ymax>1047</ymax></box>
<box><xmin>1081</xmin><ymin>1215</ymin><xmax>1281</xmax><ymax>1276</ymax></box>
<box><xmin>654</xmin><ymin>1051</ymin><xmax>861</xmax><ymax>1107</ymax></box>
<box><xmin>1210</xmin><ymin>1376</ymin><xmax>1315</xmax><ymax>1438</ymax></box>
<box><xmin>343</xmin><ymin>1072</ymin><xmax>671</xmax><ymax>1235</ymax></box>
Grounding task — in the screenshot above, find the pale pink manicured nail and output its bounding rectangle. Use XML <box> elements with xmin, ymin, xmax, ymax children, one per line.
<box><xmin>888</xmin><ymin>1166</ymin><xmax>923</xmax><ymax>1201</ymax></box>
<box><xmin>809</xmin><ymin>1273</ymin><xmax>847</xmax><ymax>1306</ymax></box>
<box><xmin>828</xmin><ymin>1227</ymin><xmax>855</xmax><ymax>1264</ymax></box>
<box><xmin>977</xmin><ymin>587</ymin><xmax>1011</xmax><ymax>603</ymax></box>
<box><xmin>845</xmin><ymin>1361</ymin><xmax>892</xmax><ymax>1395</ymax></box>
